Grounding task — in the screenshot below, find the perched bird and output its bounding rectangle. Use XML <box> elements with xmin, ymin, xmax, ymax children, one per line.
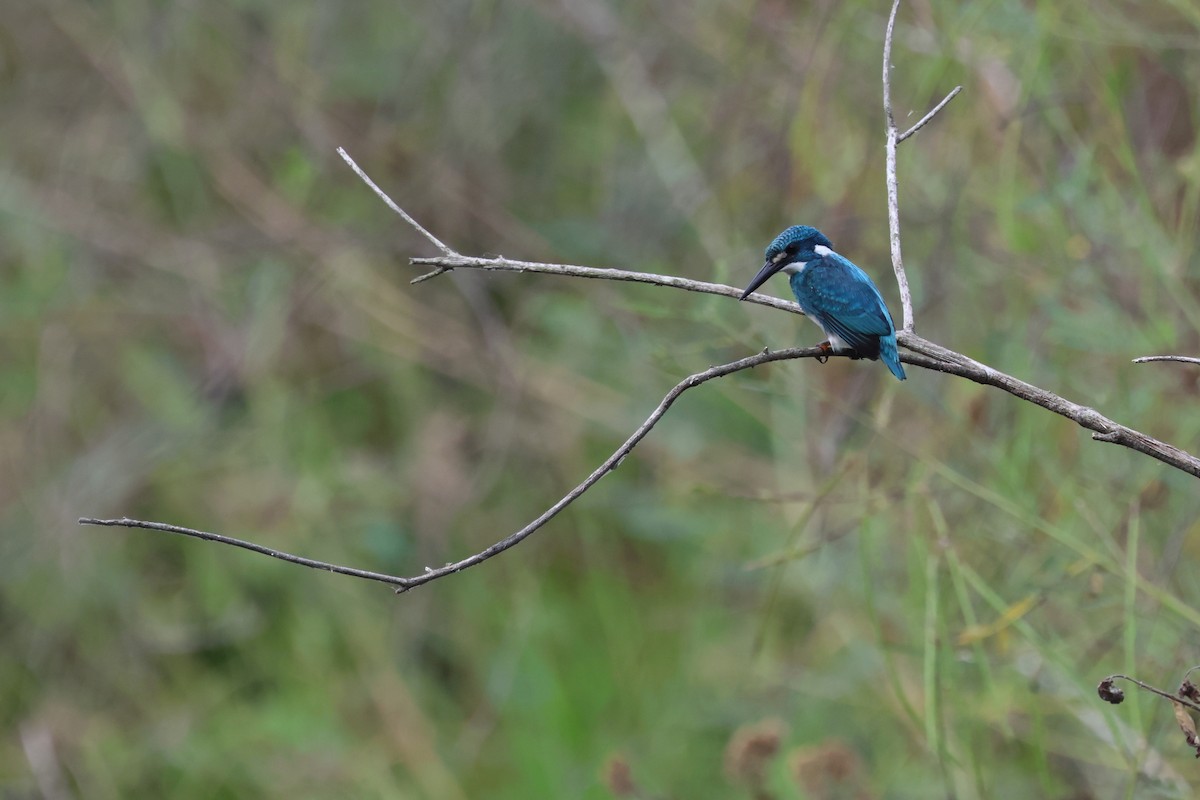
<box><xmin>739</xmin><ymin>225</ymin><xmax>906</xmax><ymax>381</ymax></box>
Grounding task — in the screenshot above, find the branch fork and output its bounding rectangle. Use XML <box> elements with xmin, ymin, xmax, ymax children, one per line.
<box><xmin>80</xmin><ymin>2</ymin><xmax>1200</xmax><ymax>597</ymax></box>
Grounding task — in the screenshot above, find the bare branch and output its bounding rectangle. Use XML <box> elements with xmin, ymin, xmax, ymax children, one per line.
<box><xmin>382</xmin><ymin>345</ymin><xmax>835</xmax><ymax>591</ymax></box>
<box><xmin>402</xmin><ymin>249</ymin><xmax>1200</xmax><ymax>479</ymax></box>
<box><xmin>409</xmin><ymin>254</ymin><xmax>804</xmax><ymax>316</ymax></box>
<box><xmin>78</xmin><ymin>517</ymin><xmax>410</xmax><ymax>588</ymax></box>
<box><xmin>882</xmin><ymin>3</ymin><xmax>961</xmax><ymax>334</ymax></box>
<box><xmin>81</xmin><ymin>344</ymin><xmax>840</xmax><ymax>592</ymax></box>
<box><xmin>899</xmin><ymin>335</ymin><xmax>1200</xmax><ymax>476</ymax></box>
<box><xmin>1133</xmin><ymin>355</ymin><xmax>1200</xmax><ymax>366</ymax></box>
<box><xmin>882</xmin><ymin>0</ymin><xmax>901</xmax><ymax>131</ymax></box>
<box><xmin>84</xmin><ymin>297</ymin><xmax>1200</xmax><ymax>592</ymax></box>
<box><xmin>898</xmin><ymin>86</ymin><xmax>963</xmax><ymax>143</ymax></box>
<box><xmin>80</xmin><ymin>10</ymin><xmax>1200</xmax><ymax>599</ymax></box>
<box><xmin>882</xmin><ymin>0</ymin><xmax>913</xmax><ymax>333</ymax></box>
<box><xmin>337</xmin><ymin>147</ymin><xmax>456</xmax><ymax>257</ymax></box>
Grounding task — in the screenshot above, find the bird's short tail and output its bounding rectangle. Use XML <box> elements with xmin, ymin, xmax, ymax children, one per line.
<box><xmin>880</xmin><ymin>335</ymin><xmax>906</xmax><ymax>381</ymax></box>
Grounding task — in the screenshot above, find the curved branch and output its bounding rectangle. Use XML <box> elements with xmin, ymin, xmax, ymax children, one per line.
<box><xmin>81</xmin><ymin>345</ymin><xmax>839</xmax><ymax>592</ymax></box>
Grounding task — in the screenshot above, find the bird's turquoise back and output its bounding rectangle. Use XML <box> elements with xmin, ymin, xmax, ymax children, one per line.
<box><xmin>789</xmin><ymin>254</ymin><xmax>905</xmax><ymax>380</ymax></box>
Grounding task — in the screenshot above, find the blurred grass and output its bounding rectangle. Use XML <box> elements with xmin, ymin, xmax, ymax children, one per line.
<box><xmin>3</xmin><ymin>0</ymin><xmax>1200</xmax><ymax>797</ymax></box>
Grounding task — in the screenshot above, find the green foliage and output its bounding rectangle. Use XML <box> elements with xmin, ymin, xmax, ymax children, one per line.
<box><xmin>3</xmin><ymin>0</ymin><xmax>1200</xmax><ymax>796</ymax></box>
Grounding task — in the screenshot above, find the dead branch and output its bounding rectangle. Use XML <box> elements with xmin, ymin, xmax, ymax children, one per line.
<box><xmin>79</xmin><ymin>1</ymin><xmax>1200</xmax><ymax>596</ymax></box>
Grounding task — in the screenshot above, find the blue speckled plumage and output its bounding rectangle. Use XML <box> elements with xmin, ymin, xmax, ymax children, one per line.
<box><xmin>741</xmin><ymin>225</ymin><xmax>905</xmax><ymax>381</ymax></box>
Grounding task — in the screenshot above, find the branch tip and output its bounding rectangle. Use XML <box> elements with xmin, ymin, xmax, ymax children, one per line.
<box><xmin>898</xmin><ymin>85</ymin><xmax>963</xmax><ymax>143</ymax></box>
<box><xmin>1133</xmin><ymin>355</ymin><xmax>1200</xmax><ymax>366</ymax></box>
<box><xmin>79</xmin><ymin>515</ymin><xmax>412</xmax><ymax>589</ymax></box>
<box><xmin>336</xmin><ymin>147</ymin><xmax>456</xmax><ymax>257</ymax></box>
<box><xmin>411</xmin><ymin>267</ymin><xmax>450</xmax><ymax>284</ymax></box>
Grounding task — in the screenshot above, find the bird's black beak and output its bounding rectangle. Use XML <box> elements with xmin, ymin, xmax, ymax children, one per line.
<box><xmin>739</xmin><ymin>259</ymin><xmax>782</xmax><ymax>301</ymax></box>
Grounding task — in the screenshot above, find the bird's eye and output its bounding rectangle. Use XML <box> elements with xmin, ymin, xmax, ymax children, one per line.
<box><xmin>785</xmin><ymin>242</ymin><xmax>798</xmax><ymax>255</ymax></box>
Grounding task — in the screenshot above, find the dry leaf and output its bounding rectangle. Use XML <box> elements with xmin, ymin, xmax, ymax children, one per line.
<box><xmin>1171</xmin><ymin>701</ymin><xmax>1200</xmax><ymax>758</ymax></box>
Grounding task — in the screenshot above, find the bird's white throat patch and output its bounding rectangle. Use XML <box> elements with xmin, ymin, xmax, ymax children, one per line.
<box><xmin>781</xmin><ymin>262</ymin><xmax>806</xmax><ymax>275</ymax></box>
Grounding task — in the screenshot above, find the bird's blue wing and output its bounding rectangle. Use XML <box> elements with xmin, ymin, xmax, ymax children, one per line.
<box><xmin>790</xmin><ymin>254</ymin><xmax>895</xmax><ymax>356</ymax></box>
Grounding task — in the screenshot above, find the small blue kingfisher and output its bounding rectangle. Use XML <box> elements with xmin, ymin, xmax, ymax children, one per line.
<box><xmin>740</xmin><ymin>225</ymin><xmax>906</xmax><ymax>381</ymax></box>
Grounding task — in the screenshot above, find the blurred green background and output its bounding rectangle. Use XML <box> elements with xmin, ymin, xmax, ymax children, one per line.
<box><xmin>4</xmin><ymin>0</ymin><xmax>1200</xmax><ymax>797</ymax></box>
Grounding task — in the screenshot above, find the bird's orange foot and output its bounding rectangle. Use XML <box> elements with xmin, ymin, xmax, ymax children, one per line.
<box><xmin>815</xmin><ymin>341</ymin><xmax>833</xmax><ymax>364</ymax></box>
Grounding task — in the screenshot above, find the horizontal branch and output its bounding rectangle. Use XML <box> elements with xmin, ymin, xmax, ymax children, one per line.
<box><xmin>410</xmin><ymin>254</ymin><xmax>803</xmax><ymax>315</ymax></box>
<box><xmin>408</xmin><ymin>252</ymin><xmax>1200</xmax><ymax>479</ymax></box>
<box><xmin>1133</xmin><ymin>355</ymin><xmax>1200</xmax><ymax>366</ymax></box>
<box><xmin>78</xmin><ymin>517</ymin><xmax>410</xmax><ymax>587</ymax></box>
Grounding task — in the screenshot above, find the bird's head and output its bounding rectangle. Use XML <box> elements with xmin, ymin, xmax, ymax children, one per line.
<box><xmin>739</xmin><ymin>225</ymin><xmax>834</xmax><ymax>300</ymax></box>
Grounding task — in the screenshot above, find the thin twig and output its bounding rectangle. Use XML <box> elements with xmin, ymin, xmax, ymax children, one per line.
<box><xmin>1103</xmin><ymin>674</ymin><xmax>1200</xmax><ymax>715</ymax></box>
<box><xmin>81</xmin><ymin>345</ymin><xmax>842</xmax><ymax>592</ymax></box>
<box><xmin>882</xmin><ymin>0</ymin><xmax>914</xmax><ymax>333</ymax></box>
<box><xmin>882</xmin><ymin>0</ymin><xmax>901</xmax><ymax>132</ymax></box>
<box><xmin>1133</xmin><ymin>355</ymin><xmax>1200</xmax><ymax>366</ymax></box>
<box><xmin>898</xmin><ymin>86</ymin><xmax>963</xmax><ymax>143</ymax></box>
<box><xmin>337</xmin><ymin>147</ymin><xmax>455</xmax><ymax>257</ymax></box>
<box><xmin>409</xmin><ymin>254</ymin><xmax>804</xmax><ymax>315</ymax></box>
<box><xmin>78</xmin><ymin>517</ymin><xmax>411</xmax><ymax>587</ymax></box>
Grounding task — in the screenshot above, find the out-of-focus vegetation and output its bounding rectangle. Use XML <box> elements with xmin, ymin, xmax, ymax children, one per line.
<box><xmin>3</xmin><ymin>0</ymin><xmax>1200</xmax><ymax>796</ymax></box>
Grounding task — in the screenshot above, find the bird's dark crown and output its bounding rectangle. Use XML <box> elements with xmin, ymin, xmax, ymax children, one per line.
<box><xmin>764</xmin><ymin>225</ymin><xmax>834</xmax><ymax>265</ymax></box>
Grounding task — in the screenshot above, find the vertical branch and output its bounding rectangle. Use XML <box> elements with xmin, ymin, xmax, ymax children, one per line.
<box><xmin>882</xmin><ymin>0</ymin><xmax>914</xmax><ymax>333</ymax></box>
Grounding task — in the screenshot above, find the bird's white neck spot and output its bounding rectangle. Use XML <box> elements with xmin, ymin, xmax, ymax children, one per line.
<box><xmin>813</xmin><ymin>244</ymin><xmax>834</xmax><ymax>257</ymax></box>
